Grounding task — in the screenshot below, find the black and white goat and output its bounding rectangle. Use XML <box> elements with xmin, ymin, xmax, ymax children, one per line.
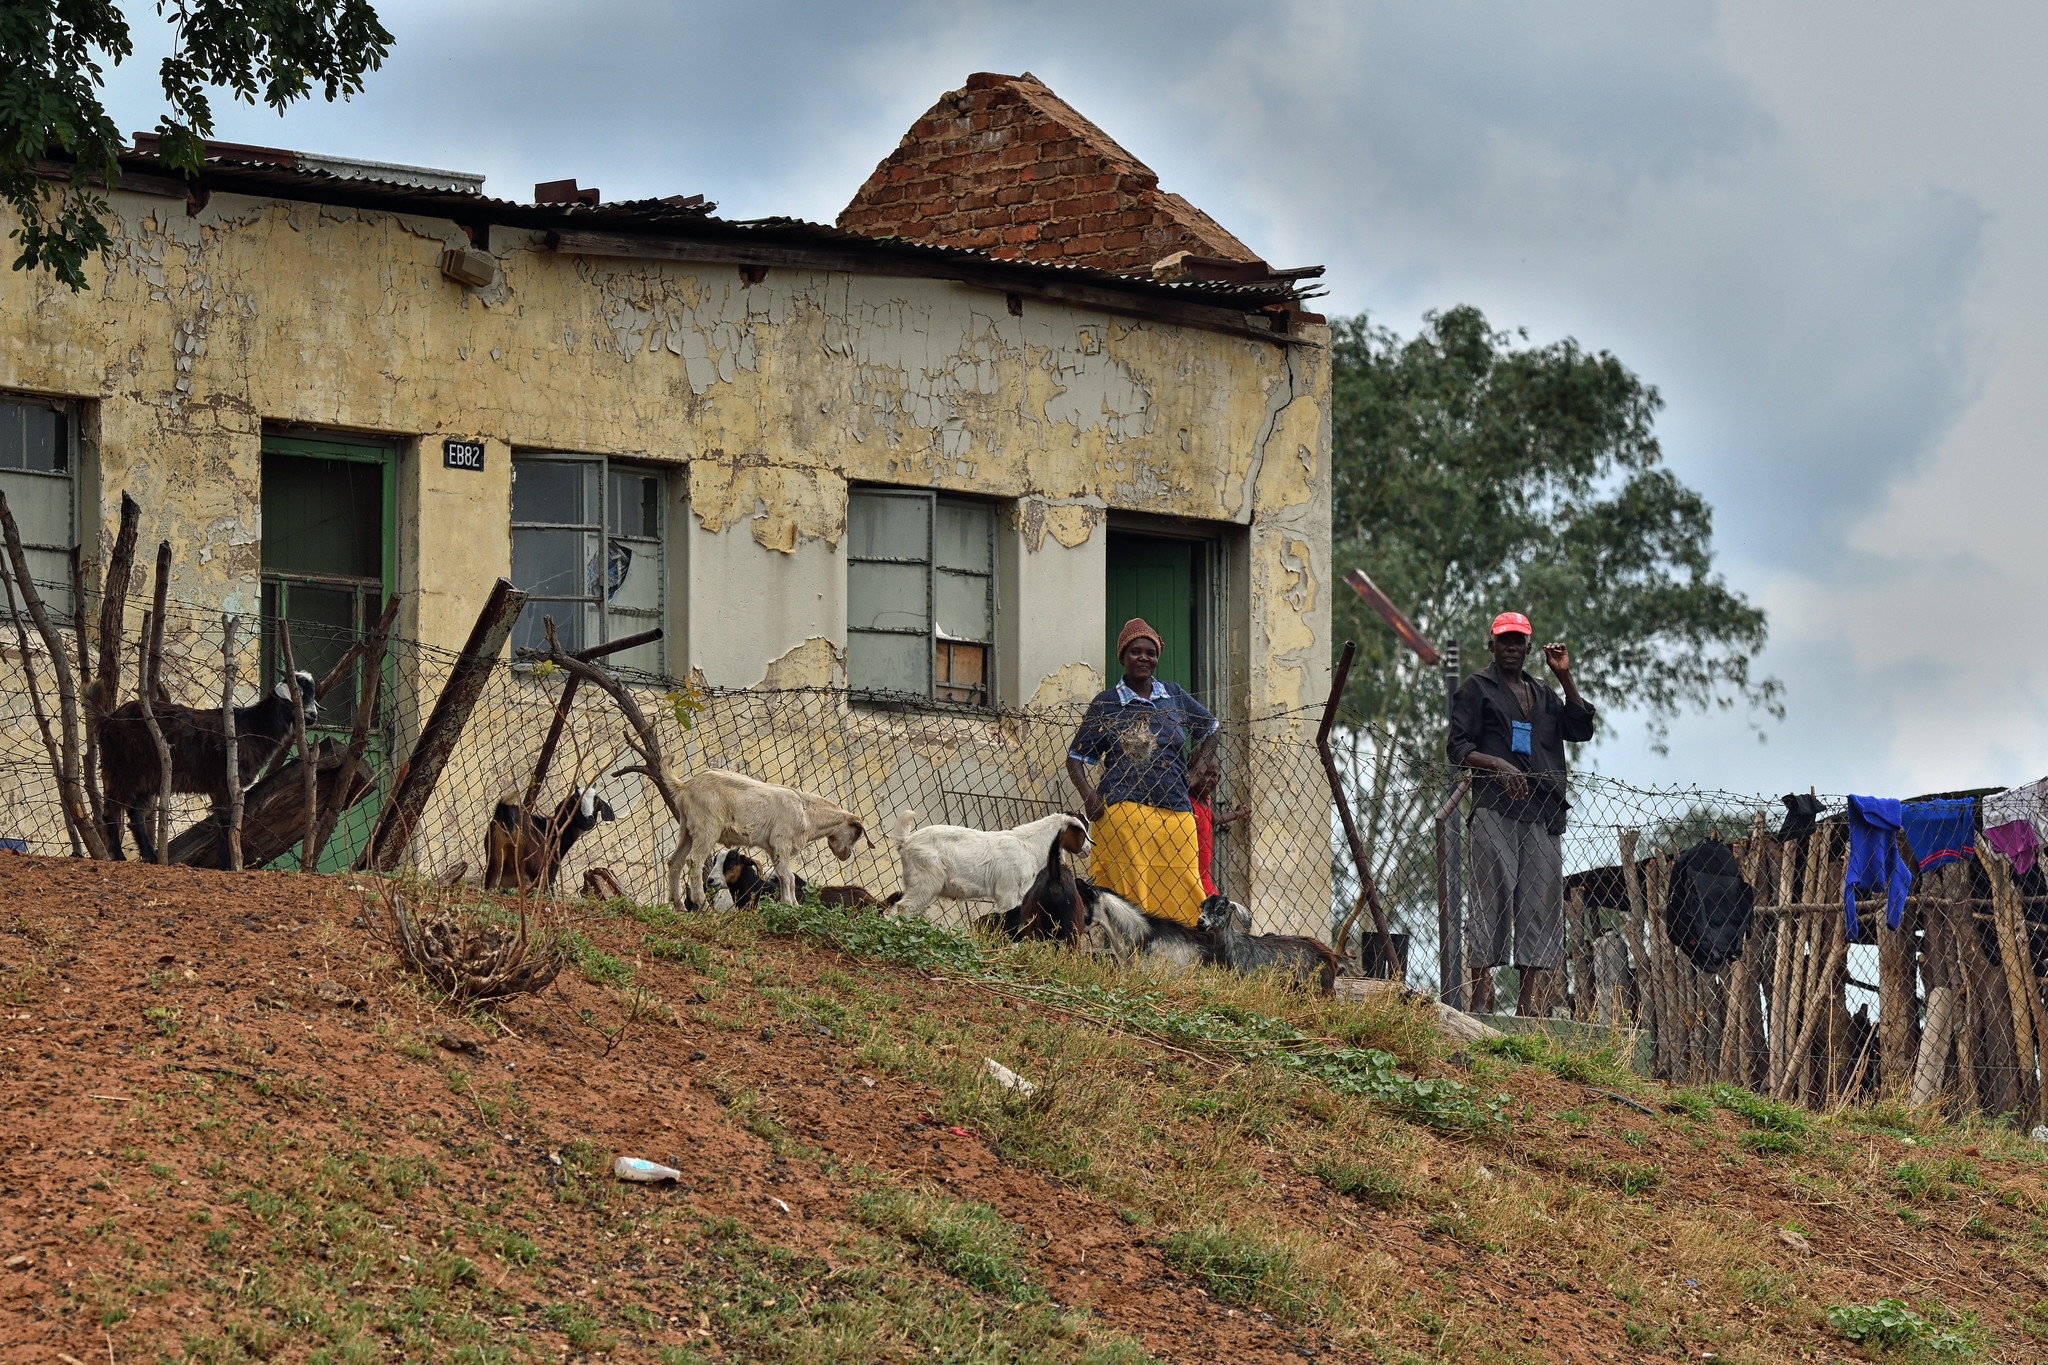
<box><xmin>707</xmin><ymin>850</ymin><xmax>887</xmax><ymax>911</ymax></box>
<box><xmin>99</xmin><ymin>670</ymin><xmax>317</xmax><ymax>862</ymax></box>
<box><xmin>1074</xmin><ymin>879</ymin><xmax>1214</xmax><ymax>969</ymax></box>
<box><xmin>484</xmin><ymin>784</ymin><xmax>615</xmax><ymax>891</ymax></box>
<box><xmin>1195</xmin><ymin>894</ymin><xmax>1341</xmax><ymax>994</ymax></box>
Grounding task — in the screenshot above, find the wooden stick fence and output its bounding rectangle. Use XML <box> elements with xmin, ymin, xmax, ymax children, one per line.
<box><xmin>1543</xmin><ymin>824</ymin><xmax>2048</xmax><ymax>1119</ymax></box>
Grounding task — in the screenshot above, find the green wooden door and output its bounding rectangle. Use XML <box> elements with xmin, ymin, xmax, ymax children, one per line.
<box><xmin>1105</xmin><ymin>535</ymin><xmax>1194</xmax><ymax>689</ymax></box>
<box><xmin>259</xmin><ymin>434</ymin><xmax>396</xmax><ymax>871</ymax></box>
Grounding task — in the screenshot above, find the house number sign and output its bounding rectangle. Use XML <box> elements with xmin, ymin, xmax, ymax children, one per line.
<box><xmin>443</xmin><ymin>438</ymin><xmax>486</xmax><ymax>471</ymax></box>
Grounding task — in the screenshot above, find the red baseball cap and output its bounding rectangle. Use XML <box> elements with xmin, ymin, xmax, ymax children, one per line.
<box><xmin>1490</xmin><ymin>611</ymin><xmax>1533</xmax><ymax>637</ymax></box>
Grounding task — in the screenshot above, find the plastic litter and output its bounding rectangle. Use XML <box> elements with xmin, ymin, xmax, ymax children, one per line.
<box><xmin>2031</xmin><ymin>1126</ymin><xmax>2048</xmax><ymax>1143</ymax></box>
<box><xmin>613</xmin><ymin>1156</ymin><xmax>682</xmax><ymax>1183</ymax></box>
<box><xmin>983</xmin><ymin>1058</ymin><xmax>1038</xmax><ymax>1095</ymax></box>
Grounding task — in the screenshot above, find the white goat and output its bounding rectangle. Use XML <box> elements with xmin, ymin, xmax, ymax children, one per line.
<box><xmin>665</xmin><ymin>768</ymin><xmax>866</xmax><ymax>910</ymax></box>
<box><xmin>887</xmin><ymin>809</ymin><xmax>1091</xmax><ymax>919</ymax></box>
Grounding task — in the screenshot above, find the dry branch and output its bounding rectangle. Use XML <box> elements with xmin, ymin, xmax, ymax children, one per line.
<box><xmin>90</xmin><ymin>493</ymin><xmax>140</xmax><ymax>714</ymax></box>
<box><xmin>0</xmin><ymin>546</ymin><xmax>77</xmax><ymax>854</ymax></box>
<box><xmin>518</xmin><ymin>616</ymin><xmax>683</xmax><ymax>824</ymax></box>
<box><xmin>385</xmin><ymin>889</ymin><xmax>568</xmax><ymax>1004</ymax></box>
<box><xmin>0</xmin><ymin>490</ymin><xmax>107</xmax><ymax>857</ymax></box>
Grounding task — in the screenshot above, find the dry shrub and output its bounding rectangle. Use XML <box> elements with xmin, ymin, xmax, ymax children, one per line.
<box><xmin>379</xmin><ymin>881</ymin><xmax>570</xmax><ymax>1003</ymax></box>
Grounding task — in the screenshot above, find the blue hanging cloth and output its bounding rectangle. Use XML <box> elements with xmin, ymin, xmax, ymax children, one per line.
<box><xmin>1900</xmin><ymin>797</ymin><xmax>1976</xmax><ymax>874</ymax></box>
<box><xmin>1844</xmin><ymin>795</ymin><xmax>1912</xmax><ymax>940</ymax></box>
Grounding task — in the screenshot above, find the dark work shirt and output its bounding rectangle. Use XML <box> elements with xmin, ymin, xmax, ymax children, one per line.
<box><xmin>1068</xmin><ymin>679</ymin><xmax>1218</xmax><ymax>812</ymax></box>
<box><xmin>1447</xmin><ymin>667</ymin><xmax>1596</xmax><ymax>834</ymax></box>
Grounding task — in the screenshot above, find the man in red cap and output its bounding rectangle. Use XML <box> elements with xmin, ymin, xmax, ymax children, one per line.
<box><xmin>1447</xmin><ymin>611</ymin><xmax>1595</xmax><ymax>1015</ymax></box>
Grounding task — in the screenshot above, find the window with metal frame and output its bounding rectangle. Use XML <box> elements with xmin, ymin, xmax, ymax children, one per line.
<box><xmin>510</xmin><ymin>454</ymin><xmax>665</xmax><ymax>674</ymax></box>
<box><xmin>0</xmin><ymin>396</ymin><xmax>78</xmax><ymax>618</ymax></box>
<box><xmin>846</xmin><ymin>487</ymin><xmax>995</xmax><ymax>705</ymax></box>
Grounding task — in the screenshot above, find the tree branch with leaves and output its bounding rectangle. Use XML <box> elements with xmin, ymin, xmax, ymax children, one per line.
<box><xmin>2</xmin><ymin>0</ymin><xmax>391</xmax><ymax>289</ymax></box>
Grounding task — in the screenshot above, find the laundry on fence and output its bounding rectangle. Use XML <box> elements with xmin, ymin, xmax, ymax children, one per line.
<box><xmin>1900</xmin><ymin>797</ymin><xmax>1976</xmax><ymax>874</ymax></box>
<box><xmin>1843</xmin><ymin>794</ymin><xmax>1912</xmax><ymax>939</ymax></box>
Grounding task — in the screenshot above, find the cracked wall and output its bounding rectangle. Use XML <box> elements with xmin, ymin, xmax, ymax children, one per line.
<box><xmin>2</xmin><ymin>188</ymin><xmax>1328</xmax><ymax>719</ymax></box>
<box><xmin>0</xmin><ymin>188</ymin><xmax>1330</xmax><ymax>910</ymax></box>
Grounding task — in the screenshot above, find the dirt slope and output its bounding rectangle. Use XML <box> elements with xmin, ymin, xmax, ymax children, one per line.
<box><xmin>3</xmin><ymin>857</ymin><xmax>2047</xmax><ymax>1364</ymax></box>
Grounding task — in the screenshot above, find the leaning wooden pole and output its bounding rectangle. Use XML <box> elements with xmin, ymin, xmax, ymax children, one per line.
<box><xmin>1318</xmin><ymin>642</ymin><xmax>1401</xmax><ymax>981</ymax></box>
<box><xmin>69</xmin><ymin>546</ymin><xmax>105</xmax><ymax>841</ymax></box>
<box><xmin>358</xmin><ymin>579</ymin><xmax>527</xmax><ymax>872</ymax></box>
<box><xmin>133</xmin><ymin>610</ymin><xmax>173</xmax><ymax>863</ymax></box>
<box><xmin>221</xmin><ymin>614</ymin><xmax>243</xmax><ymax>871</ymax></box>
<box><xmin>92</xmin><ymin>493</ymin><xmax>140</xmax><ymax>711</ymax></box>
<box><xmin>0</xmin><ymin>491</ymin><xmax>108</xmax><ymax>858</ymax></box>
<box><xmin>522</xmin><ymin>626</ymin><xmax>664</xmax><ymax>810</ymax></box>
<box><xmin>144</xmin><ymin>541</ymin><xmax>174</xmax><ymax>861</ymax></box>
<box><xmin>307</xmin><ymin>594</ymin><xmax>401</xmax><ymax>867</ymax></box>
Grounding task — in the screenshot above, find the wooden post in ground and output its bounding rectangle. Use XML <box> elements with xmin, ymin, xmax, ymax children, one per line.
<box><xmin>1619</xmin><ymin>829</ymin><xmax>1653</xmax><ymax>1048</ymax></box>
<box><xmin>143</xmin><ymin>541</ymin><xmax>173</xmax><ymax>861</ymax></box>
<box><xmin>1983</xmin><ymin>839</ymin><xmax>2047</xmax><ymax>1124</ymax></box>
<box><xmin>1568</xmin><ymin>886</ymin><xmax>1592</xmax><ymax>1023</ymax></box>
<box><xmin>221</xmin><ymin>614</ymin><xmax>243</xmax><ymax>871</ymax></box>
<box><xmin>358</xmin><ymin>579</ymin><xmax>527</xmax><ymax>873</ymax></box>
<box><xmin>69</xmin><ymin>546</ymin><xmax>105</xmax><ymax>841</ymax></box>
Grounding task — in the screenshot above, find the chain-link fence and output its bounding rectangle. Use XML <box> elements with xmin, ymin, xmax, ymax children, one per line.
<box><xmin>6</xmin><ymin>578</ymin><xmax>2047</xmax><ymax>1122</ymax></box>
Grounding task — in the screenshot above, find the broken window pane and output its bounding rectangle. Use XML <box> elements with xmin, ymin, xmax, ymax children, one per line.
<box><xmin>512</xmin><ymin>455</ymin><xmax>664</xmax><ymax>669</ymax></box>
<box><xmin>0</xmin><ymin>398</ymin><xmax>76</xmax><ymax>618</ymax></box>
<box><xmin>847</xmin><ymin>486</ymin><xmax>999</xmax><ymax>704</ymax></box>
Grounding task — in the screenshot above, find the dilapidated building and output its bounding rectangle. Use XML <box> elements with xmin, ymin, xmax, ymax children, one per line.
<box><xmin>1</xmin><ymin>73</ymin><xmax>1334</xmax><ymax>914</ymax></box>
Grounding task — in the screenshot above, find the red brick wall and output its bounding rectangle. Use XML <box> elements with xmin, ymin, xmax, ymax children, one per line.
<box><xmin>838</xmin><ymin>73</ymin><xmax>1259</xmax><ymax>274</ymax></box>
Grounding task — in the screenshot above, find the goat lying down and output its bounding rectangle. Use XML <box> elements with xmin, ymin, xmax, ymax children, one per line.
<box><xmin>708</xmin><ymin>850</ymin><xmax>886</xmax><ymax>911</ymax></box>
<box><xmin>1196</xmin><ymin>894</ymin><xmax>1341</xmax><ymax>994</ymax></box>
<box><xmin>99</xmin><ymin>670</ymin><xmax>318</xmax><ymax>861</ymax></box>
<box><xmin>484</xmin><ymin>785</ymin><xmax>615</xmax><ymax>891</ymax></box>
<box><xmin>667</xmin><ymin>768</ymin><xmax>866</xmax><ymax>910</ymax></box>
<box><xmin>1074</xmin><ymin>879</ymin><xmax>1213</xmax><ymax>969</ymax></box>
<box><xmin>888</xmin><ymin>808</ymin><xmax>1091</xmax><ymax>919</ymax></box>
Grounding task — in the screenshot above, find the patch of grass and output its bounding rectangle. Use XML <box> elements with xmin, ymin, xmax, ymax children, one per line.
<box><xmin>1311</xmin><ymin>1156</ymin><xmax>1409</xmax><ymax>1206</ymax></box>
<box><xmin>644</xmin><ymin>934</ymin><xmax>709</xmax><ymax>970</ymax></box>
<box><xmin>568</xmin><ymin>931</ymin><xmax>633</xmax><ymax>986</ymax></box>
<box><xmin>1740</xmin><ymin>1130</ymin><xmax>1807</xmax><ymax>1156</ymax></box>
<box><xmin>1475</xmin><ymin>1026</ymin><xmax>1638</xmax><ymax>1088</ymax></box>
<box><xmin>1157</xmin><ymin>1224</ymin><xmax>1323</xmax><ymax>1323</ymax></box>
<box><xmin>1893</xmin><ymin>1160</ymin><xmax>1949</xmax><ymax>1202</ymax></box>
<box><xmin>1826</xmin><ymin>1298</ymin><xmax>1982</xmax><ymax>1357</ymax></box>
<box><xmin>853</xmin><ymin>1185</ymin><xmax>1042</xmax><ymax>1301</ymax></box>
<box><xmin>541</xmin><ymin>1302</ymin><xmax>618</xmax><ymax>1353</ymax></box>
<box><xmin>143</xmin><ymin>1004</ymin><xmax>180</xmax><ymax>1037</ymax></box>
<box><xmin>1710</xmin><ymin>1082</ymin><xmax>1809</xmax><ymax>1134</ymax></box>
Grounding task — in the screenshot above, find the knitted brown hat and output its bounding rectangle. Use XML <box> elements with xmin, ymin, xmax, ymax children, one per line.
<box><xmin>1115</xmin><ymin>617</ymin><xmax>1163</xmax><ymax>661</ymax></box>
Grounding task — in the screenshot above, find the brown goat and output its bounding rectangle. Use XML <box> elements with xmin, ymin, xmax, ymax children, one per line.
<box><xmin>483</xmin><ymin>785</ymin><xmax>615</xmax><ymax>892</ymax></box>
<box><xmin>99</xmin><ymin>670</ymin><xmax>317</xmax><ymax>862</ymax></box>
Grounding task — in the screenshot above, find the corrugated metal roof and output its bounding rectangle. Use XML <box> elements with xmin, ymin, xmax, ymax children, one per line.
<box><xmin>104</xmin><ymin>142</ymin><xmax>1323</xmax><ymax>317</ymax></box>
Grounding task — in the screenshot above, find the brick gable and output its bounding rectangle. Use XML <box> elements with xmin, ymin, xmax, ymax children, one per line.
<box><xmin>837</xmin><ymin>71</ymin><xmax>1262</xmax><ymax>274</ymax></box>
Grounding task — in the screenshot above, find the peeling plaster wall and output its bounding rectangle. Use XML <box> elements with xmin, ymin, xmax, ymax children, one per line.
<box><xmin>0</xmin><ymin>188</ymin><xmax>1331</xmax><ymax>914</ymax></box>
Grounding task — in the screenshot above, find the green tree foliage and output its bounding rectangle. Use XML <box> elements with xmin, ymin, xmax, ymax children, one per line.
<box><xmin>1</xmin><ymin>0</ymin><xmax>392</xmax><ymax>289</ymax></box>
<box><xmin>1327</xmin><ymin>306</ymin><xmax>1780</xmax><ymax>932</ymax></box>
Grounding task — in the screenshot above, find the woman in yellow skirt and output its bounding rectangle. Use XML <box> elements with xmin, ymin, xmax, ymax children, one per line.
<box><xmin>1064</xmin><ymin>618</ymin><xmax>1221</xmax><ymax>926</ymax></box>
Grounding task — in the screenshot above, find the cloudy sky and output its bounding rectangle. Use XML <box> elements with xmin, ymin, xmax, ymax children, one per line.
<box><xmin>96</xmin><ymin>1</ymin><xmax>2045</xmax><ymax>800</ymax></box>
